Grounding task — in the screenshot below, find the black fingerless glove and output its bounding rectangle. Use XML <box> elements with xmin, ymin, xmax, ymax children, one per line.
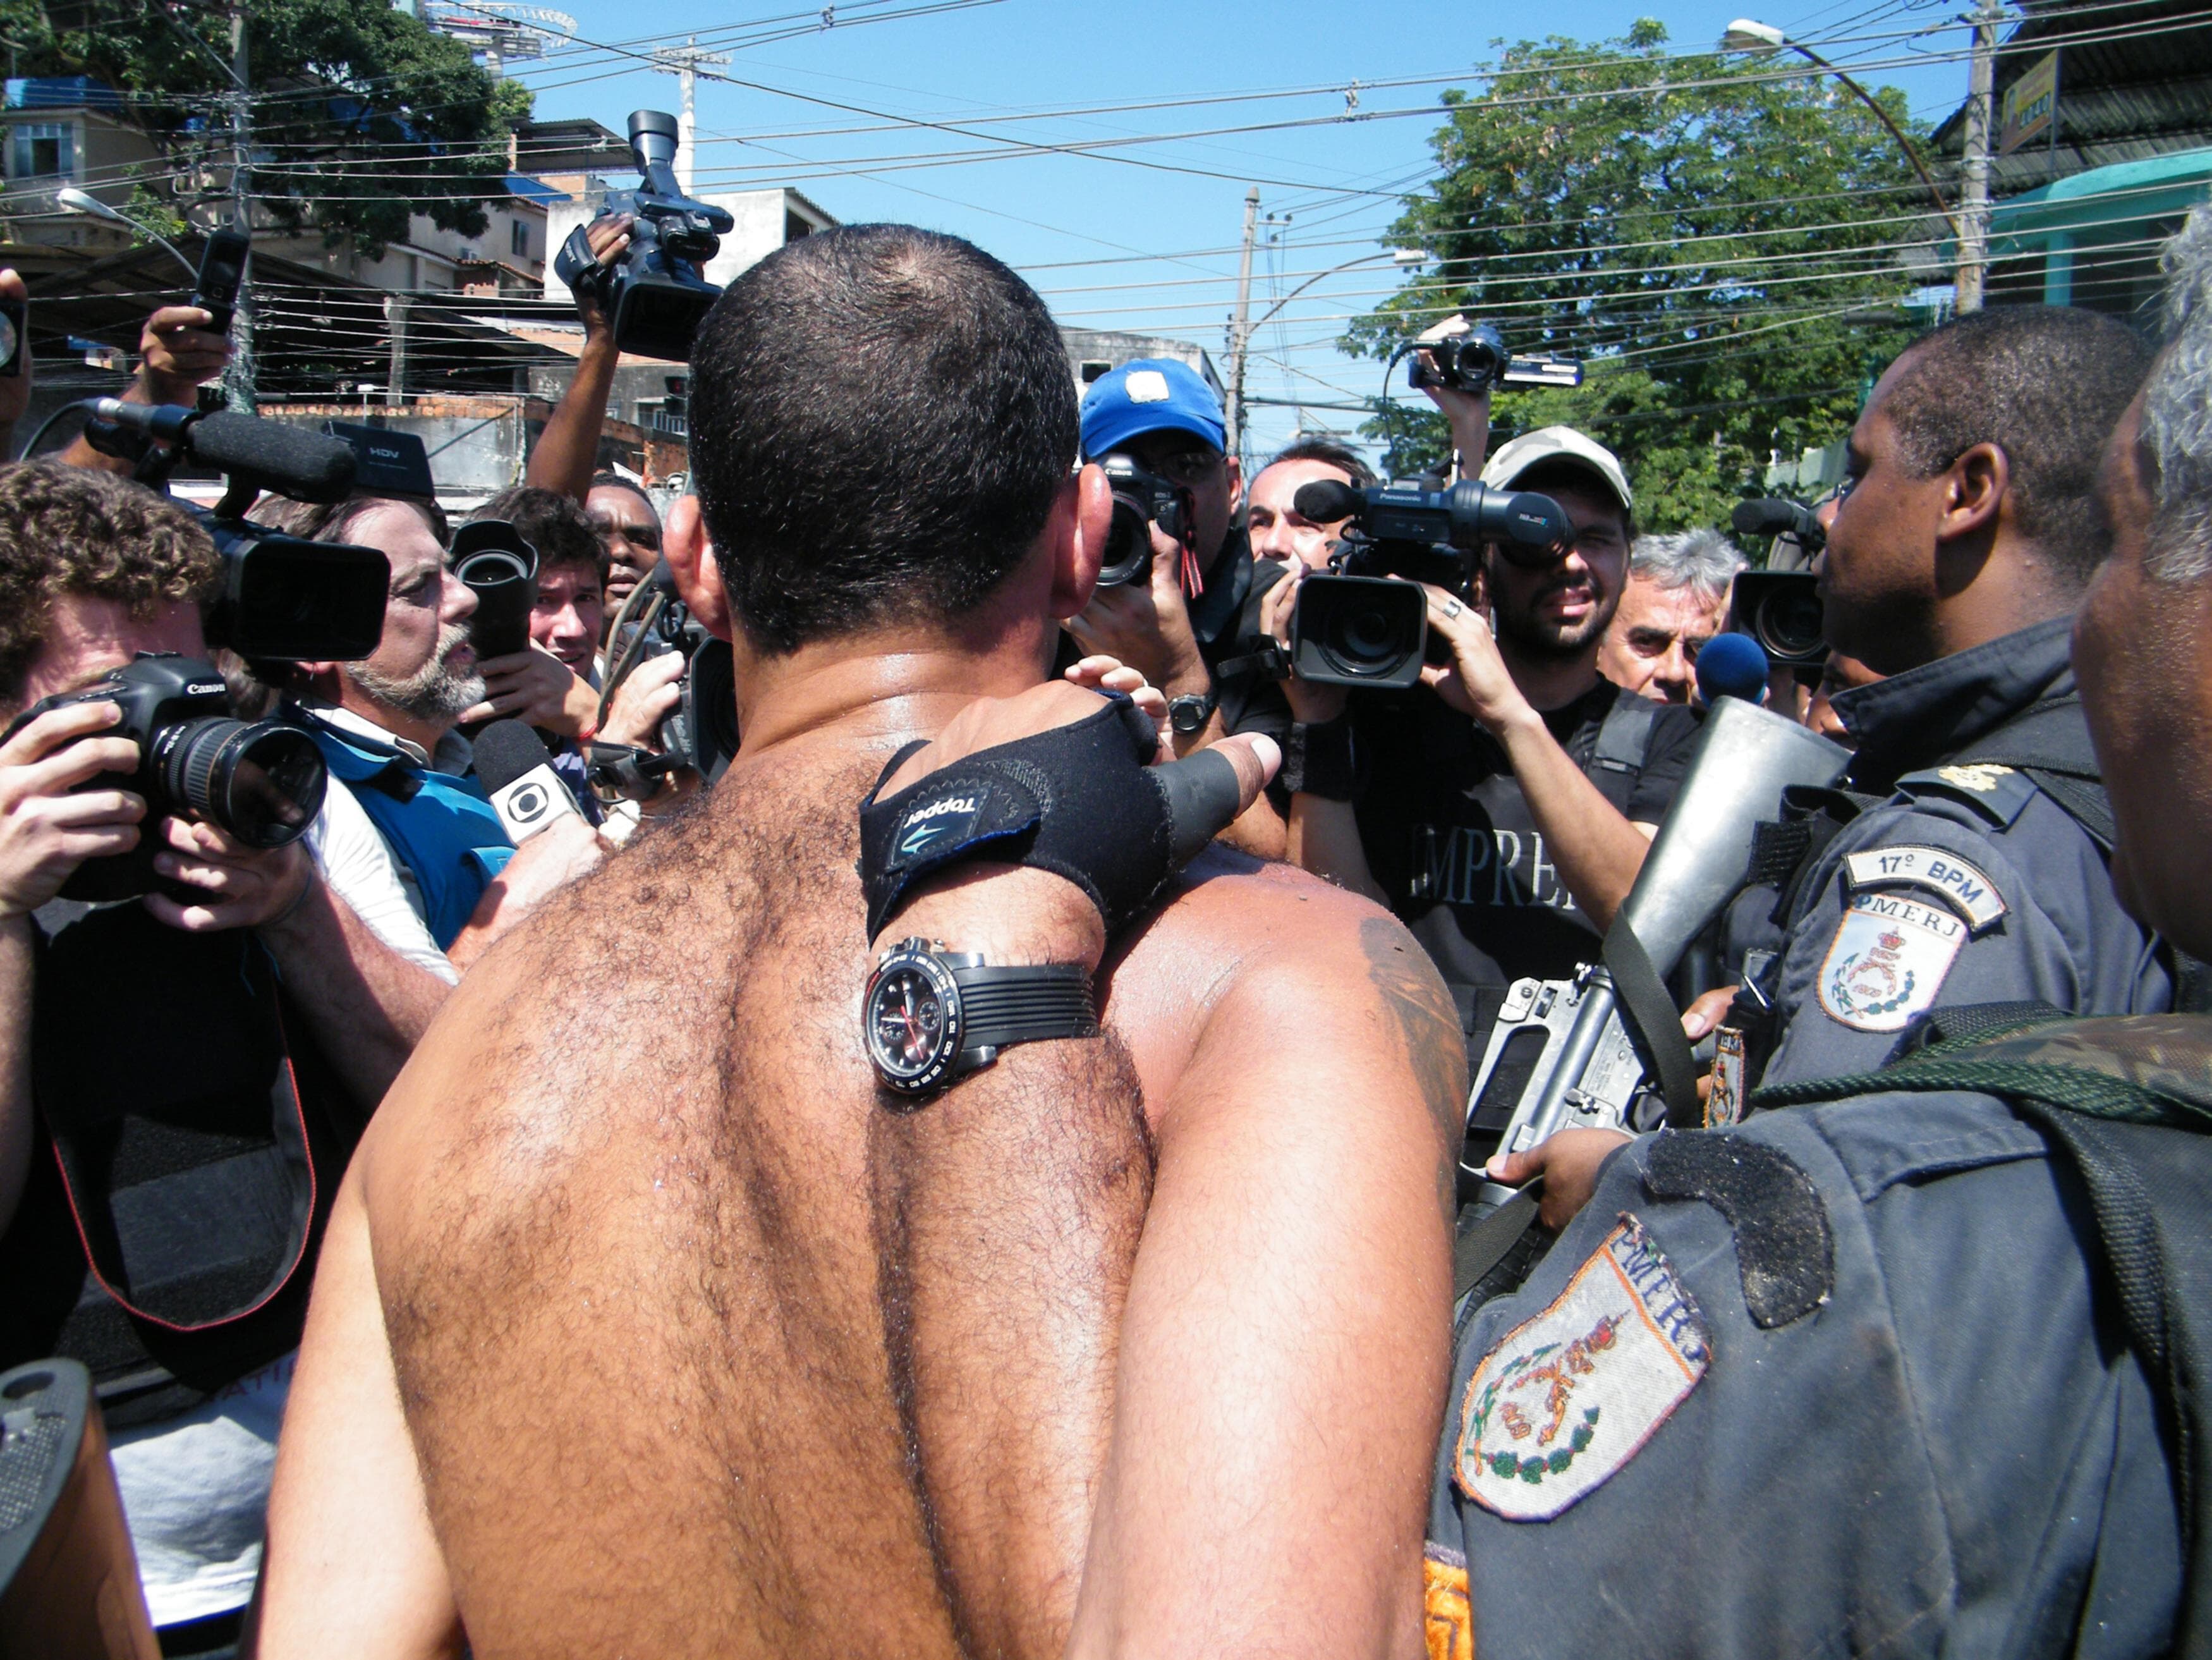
<box><xmin>857</xmin><ymin>692</ymin><xmax>1243</xmax><ymax>941</ymax></box>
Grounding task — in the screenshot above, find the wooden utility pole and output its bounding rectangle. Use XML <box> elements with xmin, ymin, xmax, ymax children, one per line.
<box><xmin>223</xmin><ymin>0</ymin><xmax>256</xmax><ymax>410</ymax></box>
<box><xmin>1225</xmin><ymin>185</ymin><xmax>1259</xmax><ymax>461</ymax></box>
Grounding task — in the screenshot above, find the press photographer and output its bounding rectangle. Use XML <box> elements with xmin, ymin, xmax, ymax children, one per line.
<box><xmin>1255</xmin><ymin>424</ymin><xmax>1703</xmax><ymax>1058</ymax></box>
<box><xmin>0</xmin><ymin>462</ymin><xmax>449</xmax><ymax>1652</ymax></box>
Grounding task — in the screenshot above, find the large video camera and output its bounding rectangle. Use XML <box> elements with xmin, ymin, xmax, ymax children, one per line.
<box><xmin>588</xmin><ymin>562</ymin><xmax>739</xmax><ymax>800</ymax></box>
<box><xmin>3</xmin><ymin>654</ymin><xmax>327</xmax><ymax>901</ymax></box>
<box><xmin>556</xmin><ymin>111</ymin><xmax>735</xmax><ymax>363</ymax></box>
<box><xmin>84</xmin><ymin>400</ymin><xmax>389</xmax><ymax>662</ymax></box>
<box><xmin>1282</xmin><ymin>478</ymin><xmax>1571</xmax><ymax>690</ymax></box>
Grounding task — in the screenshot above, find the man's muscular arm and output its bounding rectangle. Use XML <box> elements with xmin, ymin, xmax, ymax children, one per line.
<box><xmin>252</xmin><ymin>1166</ymin><xmax>463</xmax><ymax>1659</ymax></box>
<box><xmin>871</xmin><ymin>686</ymin><xmax>1456</xmax><ymax>1657</ymax></box>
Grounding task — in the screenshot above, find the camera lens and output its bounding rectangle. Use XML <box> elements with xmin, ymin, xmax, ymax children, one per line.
<box><xmin>1755</xmin><ymin>586</ymin><xmax>1826</xmax><ymax>660</ymax></box>
<box><xmin>157</xmin><ymin>718</ymin><xmax>329</xmax><ymax>847</ymax></box>
<box><xmin>1316</xmin><ymin>592</ymin><xmax>1421</xmax><ymax>680</ymax></box>
<box><xmin>1097</xmin><ymin>496</ymin><xmax>1154</xmax><ymax>587</ymax></box>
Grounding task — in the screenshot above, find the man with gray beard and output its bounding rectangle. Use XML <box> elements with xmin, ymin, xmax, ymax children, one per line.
<box><xmin>258</xmin><ymin>495</ymin><xmax>604</xmax><ymax>979</ymax></box>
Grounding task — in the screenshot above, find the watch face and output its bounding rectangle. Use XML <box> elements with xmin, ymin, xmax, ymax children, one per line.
<box><xmin>865</xmin><ymin>954</ymin><xmax>963</xmax><ymax>1093</ymax></box>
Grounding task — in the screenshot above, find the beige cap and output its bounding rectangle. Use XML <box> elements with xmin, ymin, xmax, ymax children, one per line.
<box><xmin>1479</xmin><ymin>425</ymin><xmax>1634</xmax><ymax>513</ymax></box>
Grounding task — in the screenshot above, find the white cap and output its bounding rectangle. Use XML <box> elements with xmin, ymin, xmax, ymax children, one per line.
<box><xmin>1480</xmin><ymin>425</ymin><xmax>1634</xmax><ymax>513</ymax></box>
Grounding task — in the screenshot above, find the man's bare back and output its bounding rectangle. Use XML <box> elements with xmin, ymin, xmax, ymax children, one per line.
<box><xmin>257</xmin><ymin>702</ymin><xmax>1461</xmax><ymax>1657</ymax></box>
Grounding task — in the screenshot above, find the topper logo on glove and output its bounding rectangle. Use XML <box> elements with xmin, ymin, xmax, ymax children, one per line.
<box><xmin>896</xmin><ymin>795</ymin><xmax>984</xmax><ymax>859</ymax></box>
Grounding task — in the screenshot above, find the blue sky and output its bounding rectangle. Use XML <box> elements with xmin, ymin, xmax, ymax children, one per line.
<box><xmin>507</xmin><ymin>0</ymin><xmax>1985</xmax><ymax>463</ymax></box>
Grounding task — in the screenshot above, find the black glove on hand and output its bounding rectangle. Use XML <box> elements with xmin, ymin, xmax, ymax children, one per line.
<box><xmin>858</xmin><ymin>692</ymin><xmax>1244</xmax><ymax>941</ymax></box>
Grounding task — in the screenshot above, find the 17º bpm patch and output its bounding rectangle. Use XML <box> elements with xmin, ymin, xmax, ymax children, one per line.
<box><xmin>1454</xmin><ymin>1214</ymin><xmax>1708</xmax><ymax>1521</ymax></box>
<box><xmin>1818</xmin><ymin>891</ymin><xmax>1966</xmax><ymax>1032</ymax></box>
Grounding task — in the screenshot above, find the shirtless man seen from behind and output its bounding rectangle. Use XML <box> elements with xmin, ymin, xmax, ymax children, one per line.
<box><xmin>252</xmin><ymin>226</ymin><xmax>1461</xmax><ymax>1660</ymax></box>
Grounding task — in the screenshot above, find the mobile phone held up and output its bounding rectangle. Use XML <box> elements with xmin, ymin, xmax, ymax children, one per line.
<box><xmin>191</xmin><ymin>228</ymin><xmax>251</xmax><ymax>338</ymax></box>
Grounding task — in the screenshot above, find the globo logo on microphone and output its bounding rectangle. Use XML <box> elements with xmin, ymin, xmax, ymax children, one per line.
<box><xmin>506</xmin><ymin>781</ymin><xmax>551</xmax><ymax>826</ymax></box>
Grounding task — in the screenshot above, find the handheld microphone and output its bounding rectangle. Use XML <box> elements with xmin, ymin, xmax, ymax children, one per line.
<box><xmin>473</xmin><ymin>719</ymin><xmax>583</xmax><ymax>845</ymax></box>
<box><xmin>90</xmin><ymin>400</ymin><xmax>358</xmax><ymax>503</ymax></box>
<box><xmin>1730</xmin><ymin>496</ymin><xmax>1825</xmax><ymax>552</ymax></box>
<box><xmin>1695</xmin><ymin>632</ymin><xmax>1771</xmax><ymax>707</ymax></box>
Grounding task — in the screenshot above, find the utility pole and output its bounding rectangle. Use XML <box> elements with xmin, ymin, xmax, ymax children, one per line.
<box><xmin>1225</xmin><ymin>185</ymin><xmax>1259</xmax><ymax>463</ymax></box>
<box><xmin>223</xmin><ymin>0</ymin><xmax>255</xmax><ymax>411</ymax></box>
<box><xmin>654</xmin><ymin>36</ymin><xmax>729</xmax><ymax>193</ymax></box>
<box><xmin>1955</xmin><ymin>0</ymin><xmax>2002</xmax><ymax>314</ymax></box>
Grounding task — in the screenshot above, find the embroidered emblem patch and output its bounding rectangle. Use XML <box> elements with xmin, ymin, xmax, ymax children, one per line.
<box><xmin>1124</xmin><ymin>369</ymin><xmax>1171</xmax><ymax>403</ymax></box>
<box><xmin>1706</xmin><ymin>1026</ymin><xmax>1747</xmax><ymax>1127</ymax></box>
<box><xmin>1842</xmin><ymin>845</ymin><xmax>2008</xmax><ymax>932</ymax></box>
<box><xmin>1454</xmin><ymin>1214</ymin><xmax>1708</xmax><ymax>1521</ymax></box>
<box><xmin>1818</xmin><ymin>891</ymin><xmax>1965</xmax><ymax>1032</ymax></box>
<box><xmin>1936</xmin><ymin>762</ymin><xmax>2014</xmax><ymax>793</ymax></box>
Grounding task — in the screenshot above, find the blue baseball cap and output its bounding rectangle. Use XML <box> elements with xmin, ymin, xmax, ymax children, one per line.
<box><xmin>1079</xmin><ymin>358</ymin><xmax>1227</xmax><ymax>460</ymax></box>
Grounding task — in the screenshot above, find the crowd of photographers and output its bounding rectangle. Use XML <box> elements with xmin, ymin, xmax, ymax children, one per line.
<box><xmin>1</xmin><ymin>171</ymin><xmax>2211</xmax><ymax>1657</ymax></box>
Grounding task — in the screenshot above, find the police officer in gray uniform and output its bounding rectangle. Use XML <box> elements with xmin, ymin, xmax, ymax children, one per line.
<box><xmin>1737</xmin><ymin>305</ymin><xmax>2168</xmax><ymax>1093</ymax></box>
<box><xmin>1425</xmin><ymin>212</ymin><xmax>2212</xmax><ymax>1660</ymax></box>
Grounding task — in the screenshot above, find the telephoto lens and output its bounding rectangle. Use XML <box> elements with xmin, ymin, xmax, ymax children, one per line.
<box><xmin>1729</xmin><ymin>571</ymin><xmax>1826</xmax><ymax>668</ymax></box>
<box><xmin>1095</xmin><ymin>455</ymin><xmax>1186</xmax><ymax>587</ymax></box>
<box><xmin>154</xmin><ymin>716</ymin><xmax>327</xmax><ymax>848</ymax></box>
<box><xmin>451</xmin><ymin>519</ymin><xmax>539</xmax><ymax>661</ymax></box>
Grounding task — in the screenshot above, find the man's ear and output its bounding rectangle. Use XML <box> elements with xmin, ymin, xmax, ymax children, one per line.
<box><xmin>1224</xmin><ymin>453</ymin><xmax>1245</xmax><ymax>518</ymax></box>
<box><xmin>1940</xmin><ymin>442</ymin><xmax>2009</xmax><ymax>543</ymax></box>
<box><xmin>664</xmin><ymin>495</ymin><xmax>735</xmax><ymax>643</ymax></box>
<box><xmin>1051</xmin><ymin>464</ymin><xmax>1112</xmax><ymax>620</ymax></box>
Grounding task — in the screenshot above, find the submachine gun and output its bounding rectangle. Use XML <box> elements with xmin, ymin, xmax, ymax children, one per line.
<box><xmin>1461</xmin><ymin>699</ymin><xmax>1852</xmax><ymax>1219</ymax></box>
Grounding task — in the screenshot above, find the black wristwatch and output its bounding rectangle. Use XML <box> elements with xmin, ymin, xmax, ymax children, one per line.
<box><xmin>863</xmin><ymin>938</ymin><xmax>1098</xmax><ymax>1097</ymax></box>
<box><xmin>1168</xmin><ymin>687</ymin><xmax>1218</xmax><ymax>737</ymax></box>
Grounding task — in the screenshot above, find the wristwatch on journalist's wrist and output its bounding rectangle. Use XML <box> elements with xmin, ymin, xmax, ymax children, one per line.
<box><xmin>863</xmin><ymin>937</ymin><xmax>1098</xmax><ymax>1098</ymax></box>
<box><xmin>1167</xmin><ymin>687</ymin><xmax>1217</xmax><ymax>737</ymax></box>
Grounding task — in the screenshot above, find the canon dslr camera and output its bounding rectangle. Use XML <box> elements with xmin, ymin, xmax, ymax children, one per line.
<box><xmin>4</xmin><ymin>654</ymin><xmax>327</xmax><ymax>902</ymax></box>
<box><xmin>556</xmin><ymin>110</ymin><xmax>735</xmax><ymax>362</ymax></box>
<box><xmin>1287</xmin><ymin>479</ymin><xmax>1571</xmax><ymax>690</ymax></box>
<box><xmin>1095</xmin><ymin>454</ymin><xmax>1191</xmax><ymax>587</ymax></box>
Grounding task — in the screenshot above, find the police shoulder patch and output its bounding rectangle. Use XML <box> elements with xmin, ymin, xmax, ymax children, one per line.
<box><xmin>1842</xmin><ymin>844</ymin><xmax>2008</xmax><ymax>933</ymax></box>
<box><xmin>1818</xmin><ymin>890</ymin><xmax>1966</xmax><ymax>1031</ymax></box>
<box><xmin>1453</xmin><ymin>1213</ymin><xmax>1708</xmax><ymax>1521</ymax></box>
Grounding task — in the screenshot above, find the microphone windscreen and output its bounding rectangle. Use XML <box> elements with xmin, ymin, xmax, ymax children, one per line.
<box><xmin>1696</xmin><ymin>632</ymin><xmax>1771</xmax><ymax>707</ymax></box>
<box><xmin>1292</xmin><ymin>479</ymin><xmax>1363</xmax><ymax>523</ymax></box>
<box><xmin>1730</xmin><ymin>497</ymin><xmax>1820</xmax><ymax>543</ymax></box>
<box><xmin>472</xmin><ymin>719</ymin><xmax>557</xmax><ymax>796</ymax></box>
<box><xmin>187</xmin><ymin>413</ymin><xmax>359</xmax><ymax>503</ymax></box>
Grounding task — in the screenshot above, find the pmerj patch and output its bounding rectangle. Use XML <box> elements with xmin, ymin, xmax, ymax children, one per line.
<box><xmin>1841</xmin><ymin>845</ymin><xmax>2008</xmax><ymax>933</ymax></box>
<box><xmin>1818</xmin><ymin>891</ymin><xmax>1966</xmax><ymax>1032</ymax></box>
<box><xmin>1454</xmin><ymin>1213</ymin><xmax>1708</xmax><ymax>1522</ymax></box>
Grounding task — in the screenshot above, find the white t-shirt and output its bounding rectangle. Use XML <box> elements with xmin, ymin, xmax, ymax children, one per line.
<box><xmin>296</xmin><ymin>703</ymin><xmax>472</xmax><ymax>986</ymax></box>
<box><xmin>108</xmin><ymin>1353</ymin><xmax>294</xmax><ymax>1628</ymax></box>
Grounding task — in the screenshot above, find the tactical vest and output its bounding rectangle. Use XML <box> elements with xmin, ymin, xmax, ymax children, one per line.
<box><xmin>300</xmin><ymin>714</ymin><xmax>514</xmax><ymax>950</ymax></box>
<box><xmin>1756</xmin><ymin>1005</ymin><xmax>2212</xmax><ymax>1656</ymax></box>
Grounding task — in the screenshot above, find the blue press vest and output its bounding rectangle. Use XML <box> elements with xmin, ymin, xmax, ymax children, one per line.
<box><xmin>300</xmin><ymin>715</ymin><xmax>514</xmax><ymax>950</ymax></box>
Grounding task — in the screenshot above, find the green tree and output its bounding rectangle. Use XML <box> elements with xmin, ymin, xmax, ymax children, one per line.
<box><xmin>1352</xmin><ymin>20</ymin><xmax>1929</xmax><ymax>532</ymax></box>
<box><xmin>4</xmin><ymin>0</ymin><xmax>530</xmax><ymax>255</ymax></box>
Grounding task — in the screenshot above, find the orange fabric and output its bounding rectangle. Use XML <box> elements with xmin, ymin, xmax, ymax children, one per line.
<box><xmin>1423</xmin><ymin>1547</ymin><xmax>1474</xmax><ymax>1660</ymax></box>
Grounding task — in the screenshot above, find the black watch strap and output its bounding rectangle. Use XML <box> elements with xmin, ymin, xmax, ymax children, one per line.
<box><xmin>1280</xmin><ymin>716</ymin><xmax>1361</xmax><ymax>800</ymax></box>
<box><xmin>949</xmin><ymin>960</ymin><xmax>1098</xmax><ymax>1050</ymax></box>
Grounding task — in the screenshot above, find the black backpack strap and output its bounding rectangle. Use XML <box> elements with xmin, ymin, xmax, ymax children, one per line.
<box><xmin>1584</xmin><ymin>693</ymin><xmax>1660</xmax><ymax>815</ymax></box>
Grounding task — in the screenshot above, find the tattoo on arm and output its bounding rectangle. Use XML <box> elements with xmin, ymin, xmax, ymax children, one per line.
<box><xmin>1359</xmin><ymin>917</ymin><xmax>1471</xmax><ymax>1222</ymax></box>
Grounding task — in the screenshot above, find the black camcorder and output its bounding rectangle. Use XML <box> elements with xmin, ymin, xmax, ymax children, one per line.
<box><xmin>83</xmin><ymin>400</ymin><xmax>390</xmax><ymax>662</ymax></box>
<box><xmin>3</xmin><ymin>654</ymin><xmax>327</xmax><ymax>901</ymax></box>
<box><xmin>1729</xmin><ymin>571</ymin><xmax>1826</xmax><ymax>670</ymax></box>
<box><xmin>556</xmin><ymin>111</ymin><xmax>735</xmax><ymax>362</ymax></box>
<box><xmin>1096</xmin><ymin>453</ymin><xmax>1189</xmax><ymax>587</ymax></box>
<box><xmin>1408</xmin><ymin>324</ymin><xmax>1584</xmax><ymax>396</ymax></box>
<box><xmin>588</xmin><ymin>563</ymin><xmax>739</xmax><ymax>800</ymax></box>
<box><xmin>1285</xmin><ymin>479</ymin><xmax>1572</xmax><ymax>690</ymax></box>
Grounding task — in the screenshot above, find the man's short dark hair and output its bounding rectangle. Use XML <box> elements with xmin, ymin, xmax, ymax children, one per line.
<box><xmin>587</xmin><ymin>472</ymin><xmax>657</xmax><ymax>517</ymax></box>
<box><xmin>0</xmin><ymin>462</ymin><xmax>220</xmax><ymax>709</ymax></box>
<box><xmin>476</xmin><ymin>485</ymin><xmax>606</xmax><ymax>581</ymax></box>
<box><xmin>1263</xmin><ymin>437</ymin><xmax>1376</xmax><ymax>489</ymax></box>
<box><xmin>687</xmin><ymin>224</ymin><xmax>1079</xmax><ymax>655</ymax></box>
<box><xmin>1883</xmin><ymin>305</ymin><xmax>2153</xmax><ymax>583</ymax></box>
